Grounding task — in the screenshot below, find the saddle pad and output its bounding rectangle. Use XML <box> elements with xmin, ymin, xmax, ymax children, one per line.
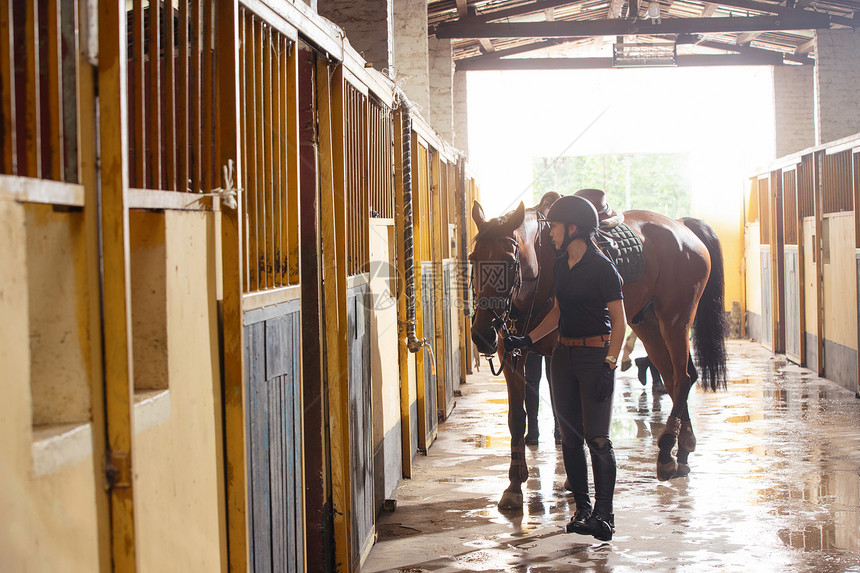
<box><xmin>604</xmin><ymin>222</ymin><xmax>644</xmax><ymax>283</ymax></box>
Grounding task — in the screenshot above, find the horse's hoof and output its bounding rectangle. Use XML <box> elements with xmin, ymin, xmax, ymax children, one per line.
<box><xmin>657</xmin><ymin>459</ymin><xmax>678</xmax><ymax>481</ymax></box>
<box><xmin>675</xmin><ymin>463</ymin><xmax>691</xmax><ymax>477</ymax></box>
<box><xmin>498</xmin><ymin>491</ymin><xmax>524</xmax><ymax>510</ymax></box>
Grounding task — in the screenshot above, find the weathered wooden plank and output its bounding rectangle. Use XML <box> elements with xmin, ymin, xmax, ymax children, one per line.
<box><xmin>98</xmin><ymin>0</ymin><xmax>137</xmax><ymax>568</ymax></box>
<box><xmin>284</xmin><ymin>312</ymin><xmax>297</xmax><ymax>573</ymax></box>
<box><xmin>248</xmin><ymin>322</ymin><xmax>272</xmax><ymax>573</ymax></box>
<box><xmin>317</xmin><ymin>56</ymin><xmax>352</xmax><ymax>570</ymax></box>
<box><xmin>268</xmin><ymin>372</ymin><xmax>285</xmax><ymax>573</ymax></box>
<box><xmin>215</xmin><ymin>3</ymin><xmax>248</xmax><ymax>571</ymax></box>
<box><xmin>254</xmin><ymin>18</ymin><xmax>267</xmax><ymax>290</ymax></box>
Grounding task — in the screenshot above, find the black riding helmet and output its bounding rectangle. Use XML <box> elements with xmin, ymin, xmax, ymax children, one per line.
<box><xmin>546</xmin><ymin>195</ymin><xmax>599</xmax><ymax>238</ymax></box>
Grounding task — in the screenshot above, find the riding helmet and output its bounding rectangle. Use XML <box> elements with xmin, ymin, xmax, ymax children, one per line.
<box><xmin>545</xmin><ymin>195</ymin><xmax>599</xmax><ymax>233</ymax></box>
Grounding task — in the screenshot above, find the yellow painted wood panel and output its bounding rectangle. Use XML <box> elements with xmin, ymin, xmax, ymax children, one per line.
<box><xmin>822</xmin><ymin>213</ymin><xmax>857</xmax><ymax>348</ymax></box>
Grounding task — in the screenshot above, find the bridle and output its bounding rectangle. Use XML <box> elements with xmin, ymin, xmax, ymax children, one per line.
<box><xmin>470</xmin><ymin>214</ymin><xmax>549</xmax><ymax>376</ymax></box>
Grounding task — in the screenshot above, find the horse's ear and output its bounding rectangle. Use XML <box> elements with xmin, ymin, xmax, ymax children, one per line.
<box><xmin>502</xmin><ymin>202</ymin><xmax>526</xmax><ymax>233</ymax></box>
<box><xmin>472</xmin><ymin>200</ymin><xmax>487</xmax><ymax>230</ymax></box>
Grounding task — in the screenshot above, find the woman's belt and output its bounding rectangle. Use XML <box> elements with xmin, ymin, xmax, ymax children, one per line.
<box><xmin>559</xmin><ymin>334</ymin><xmax>611</xmax><ymax>348</ymax></box>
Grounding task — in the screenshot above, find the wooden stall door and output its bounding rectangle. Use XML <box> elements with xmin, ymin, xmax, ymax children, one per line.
<box><xmin>761</xmin><ymin>248</ymin><xmax>773</xmax><ymax>350</ymax></box>
<box><xmin>784</xmin><ymin>246</ymin><xmax>802</xmax><ymax>363</ymax></box>
<box><xmin>420</xmin><ymin>264</ymin><xmax>439</xmax><ymax>450</ymax></box>
<box><xmin>347</xmin><ymin>284</ymin><xmax>374</xmax><ymax>569</ymax></box>
<box><xmin>244</xmin><ymin>301</ymin><xmax>305</xmax><ymax>573</ymax></box>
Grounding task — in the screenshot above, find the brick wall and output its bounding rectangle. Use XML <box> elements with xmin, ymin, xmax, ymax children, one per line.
<box><xmin>815</xmin><ymin>29</ymin><xmax>860</xmax><ymax>145</ymax></box>
<box><xmin>772</xmin><ymin>66</ymin><xmax>815</xmax><ymax>158</ymax></box>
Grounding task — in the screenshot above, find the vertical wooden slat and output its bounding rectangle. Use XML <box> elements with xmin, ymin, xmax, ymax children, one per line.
<box><xmin>15</xmin><ymin>0</ymin><xmax>39</xmax><ymax>177</ymax></box>
<box><xmin>42</xmin><ymin>0</ymin><xmax>62</xmax><ymax>180</ymax></box>
<box><xmin>99</xmin><ymin>0</ymin><xmax>138</xmax><ymax>568</ymax></box>
<box><xmin>60</xmin><ymin>0</ymin><xmax>80</xmax><ymax>183</ymax></box>
<box><xmin>163</xmin><ymin>0</ymin><xmax>176</xmax><ymax>190</ymax></box>
<box><xmin>0</xmin><ymin>0</ymin><xmax>16</xmax><ymax>174</ymax></box>
<box><xmin>277</xmin><ymin>36</ymin><xmax>288</xmax><ymax>286</ymax></box>
<box><xmin>215</xmin><ymin>1</ymin><xmax>248</xmax><ymax>570</ymax></box>
<box><xmin>254</xmin><ymin>19</ymin><xmax>266</xmax><ymax>289</ymax></box>
<box><xmin>201</xmin><ymin>0</ymin><xmax>213</xmax><ymax>193</ymax></box>
<box><xmin>148</xmin><ymin>0</ymin><xmax>161</xmax><ymax>187</ymax></box>
<box><xmin>245</xmin><ymin>14</ymin><xmax>258</xmax><ymax>292</ymax></box>
<box><xmin>263</xmin><ymin>25</ymin><xmax>275</xmax><ymax>289</ymax></box>
<box><xmin>286</xmin><ymin>42</ymin><xmax>299</xmax><ymax>285</ymax></box>
<box><xmin>177</xmin><ymin>0</ymin><xmax>188</xmax><ymax>191</ymax></box>
<box><xmin>272</xmin><ymin>33</ymin><xmax>282</xmax><ymax>286</ymax></box>
<box><xmin>239</xmin><ymin>9</ymin><xmax>249</xmax><ymax>292</ymax></box>
<box><xmin>133</xmin><ymin>0</ymin><xmax>145</xmax><ymax>186</ymax></box>
<box><xmin>189</xmin><ymin>0</ymin><xmax>201</xmax><ymax>192</ymax></box>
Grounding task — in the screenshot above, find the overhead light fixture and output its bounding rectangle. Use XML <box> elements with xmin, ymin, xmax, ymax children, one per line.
<box><xmin>612</xmin><ymin>43</ymin><xmax>677</xmax><ymax>67</ymax></box>
<box><xmin>648</xmin><ymin>1</ymin><xmax>662</xmax><ymax>24</ymax></box>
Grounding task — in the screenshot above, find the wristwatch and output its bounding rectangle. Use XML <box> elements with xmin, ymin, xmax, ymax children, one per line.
<box><xmin>605</xmin><ymin>355</ymin><xmax>618</xmax><ymax>367</ymax></box>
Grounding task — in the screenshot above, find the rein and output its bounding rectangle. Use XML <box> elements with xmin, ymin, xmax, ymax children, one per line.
<box><xmin>472</xmin><ymin>213</ymin><xmax>551</xmax><ymax>375</ymax></box>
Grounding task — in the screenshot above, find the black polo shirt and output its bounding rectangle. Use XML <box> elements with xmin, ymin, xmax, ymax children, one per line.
<box><xmin>553</xmin><ymin>246</ymin><xmax>623</xmax><ymax>339</ymax></box>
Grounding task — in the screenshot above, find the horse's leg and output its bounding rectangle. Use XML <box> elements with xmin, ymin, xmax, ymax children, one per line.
<box><xmin>657</xmin><ymin>317</ymin><xmax>699</xmax><ymax>480</ymax></box>
<box><xmin>499</xmin><ymin>356</ymin><xmax>529</xmax><ymax>510</ymax></box>
<box><xmin>632</xmin><ymin>321</ymin><xmax>681</xmax><ymax>481</ymax></box>
<box><xmin>676</xmin><ymin>357</ymin><xmax>698</xmax><ymax>476</ymax></box>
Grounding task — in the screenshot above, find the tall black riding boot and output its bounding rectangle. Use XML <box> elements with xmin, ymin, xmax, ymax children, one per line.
<box><xmin>585</xmin><ymin>438</ymin><xmax>616</xmax><ymax>541</ymax></box>
<box><xmin>562</xmin><ymin>441</ymin><xmax>592</xmax><ymax>533</ymax></box>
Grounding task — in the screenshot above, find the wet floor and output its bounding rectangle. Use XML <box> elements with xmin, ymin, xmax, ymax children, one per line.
<box><xmin>362</xmin><ymin>340</ymin><xmax>860</xmax><ymax>572</ymax></box>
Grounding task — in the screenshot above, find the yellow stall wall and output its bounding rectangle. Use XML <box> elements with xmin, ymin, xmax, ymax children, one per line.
<box><xmin>0</xmin><ymin>199</ymin><xmax>101</xmax><ymax>572</ymax></box>
<box><xmin>822</xmin><ymin>213</ymin><xmax>857</xmax><ymax>350</ymax></box>
<box><xmin>369</xmin><ymin>219</ymin><xmax>404</xmax><ymax>495</ymax></box>
<box><xmin>745</xmin><ymin>221</ymin><xmax>762</xmax><ymax>320</ymax></box>
<box><xmin>132</xmin><ymin>210</ymin><xmax>225</xmax><ymax>572</ymax></box>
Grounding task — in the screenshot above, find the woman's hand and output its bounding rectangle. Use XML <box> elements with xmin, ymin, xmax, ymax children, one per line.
<box><xmin>595</xmin><ymin>362</ymin><xmax>615</xmax><ymax>401</ymax></box>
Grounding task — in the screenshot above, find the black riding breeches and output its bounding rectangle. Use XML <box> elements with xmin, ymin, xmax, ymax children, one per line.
<box><xmin>550</xmin><ymin>343</ymin><xmax>617</xmax><ymax>515</ymax></box>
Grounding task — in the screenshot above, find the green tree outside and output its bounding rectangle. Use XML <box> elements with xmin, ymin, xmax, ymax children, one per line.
<box><xmin>531</xmin><ymin>154</ymin><xmax>693</xmax><ymax>218</ymax></box>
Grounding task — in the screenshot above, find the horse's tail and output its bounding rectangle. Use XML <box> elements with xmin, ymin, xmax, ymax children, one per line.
<box><xmin>682</xmin><ymin>217</ymin><xmax>728</xmax><ymax>391</ymax></box>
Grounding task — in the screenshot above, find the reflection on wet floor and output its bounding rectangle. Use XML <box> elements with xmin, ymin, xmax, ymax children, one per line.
<box><xmin>363</xmin><ymin>341</ymin><xmax>860</xmax><ymax>572</ymax></box>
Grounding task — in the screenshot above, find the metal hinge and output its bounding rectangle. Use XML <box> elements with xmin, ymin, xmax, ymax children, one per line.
<box><xmin>105</xmin><ymin>451</ymin><xmax>132</xmax><ymax>490</ymax></box>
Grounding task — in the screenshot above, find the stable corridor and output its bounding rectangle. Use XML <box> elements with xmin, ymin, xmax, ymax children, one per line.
<box><xmin>363</xmin><ymin>340</ymin><xmax>860</xmax><ymax>572</ymax></box>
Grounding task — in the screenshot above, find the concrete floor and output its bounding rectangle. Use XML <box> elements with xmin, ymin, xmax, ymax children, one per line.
<box><xmin>362</xmin><ymin>340</ymin><xmax>860</xmax><ymax>572</ymax></box>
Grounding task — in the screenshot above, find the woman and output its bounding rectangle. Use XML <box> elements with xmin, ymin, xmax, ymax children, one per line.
<box><xmin>506</xmin><ymin>194</ymin><xmax>625</xmax><ymax>541</ymax></box>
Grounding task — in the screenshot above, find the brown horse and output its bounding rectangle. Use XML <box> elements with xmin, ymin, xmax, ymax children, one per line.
<box><xmin>469</xmin><ymin>193</ymin><xmax>727</xmax><ymax>510</ymax></box>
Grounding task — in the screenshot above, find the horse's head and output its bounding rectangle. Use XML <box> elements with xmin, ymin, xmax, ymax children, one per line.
<box><xmin>468</xmin><ymin>200</ymin><xmax>526</xmax><ymax>355</ymax></box>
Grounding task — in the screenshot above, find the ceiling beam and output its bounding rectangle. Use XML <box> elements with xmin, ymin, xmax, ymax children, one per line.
<box><xmin>609</xmin><ymin>0</ymin><xmax>625</xmax><ymax>18</ymax></box>
<box><xmin>469</xmin><ymin>0</ymin><xmax>582</xmax><ymax>24</ymax></box>
<box><xmin>712</xmin><ymin>0</ymin><xmax>855</xmax><ymax>26</ymax></box>
<box><xmin>736</xmin><ymin>31</ymin><xmax>763</xmax><ymax>43</ymax></box>
<box><xmin>795</xmin><ymin>37</ymin><xmax>815</xmax><ymax>53</ymax></box>
<box><xmin>698</xmin><ymin>38</ymin><xmax>814</xmax><ymax>63</ymax></box>
<box><xmin>479</xmin><ymin>38</ymin><xmax>495</xmax><ymax>53</ymax></box>
<box><xmin>455</xmin><ymin>0</ymin><xmax>469</xmax><ymax>18</ymax></box>
<box><xmin>457</xmin><ymin>39</ymin><xmax>570</xmax><ymax>63</ymax></box>
<box><xmin>434</xmin><ymin>13</ymin><xmax>835</xmax><ymax>39</ymax></box>
<box><xmin>456</xmin><ymin>52</ymin><xmax>793</xmax><ymax>71</ymax></box>
<box><xmin>701</xmin><ymin>3</ymin><xmax>718</xmax><ymax>16</ymax></box>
